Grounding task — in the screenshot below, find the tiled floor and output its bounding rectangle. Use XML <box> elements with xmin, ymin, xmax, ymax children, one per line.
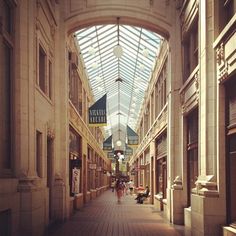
<box><xmin>47</xmin><ymin>190</ymin><xmax>190</xmax><ymax>236</ymax></box>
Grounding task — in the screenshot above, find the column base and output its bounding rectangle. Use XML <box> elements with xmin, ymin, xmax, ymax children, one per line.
<box><xmin>191</xmin><ymin>194</ymin><xmax>226</xmax><ymax>236</ymax></box>
<box><xmin>17</xmin><ymin>177</ymin><xmax>46</xmax><ymax>236</ymax></box>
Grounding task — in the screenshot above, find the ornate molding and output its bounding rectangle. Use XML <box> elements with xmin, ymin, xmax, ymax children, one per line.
<box><xmin>216</xmin><ymin>42</ymin><xmax>224</xmax><ymax>65</ymax></box>
<box><xmin>216</xmin><ymin>42</ymin><xmax>229</xmax><ymax>83</ymax></box>
<box><xmin>219</xmin><ymin>62</ymin><xmax>228</xmax><ymax>83</ymax></box>
<box><xmin>194</xmin><ymin>71</ymin><xmax>199</xmax><ymax>101</ymax></box>
<box><xmin>171</xmin><ymin>176</ymin><xmax>183</xmax><ymax>190</ymax></box>
<box><xmin>47</xmin><ymin>121</ymin><xmax>55</xmax><ymax>139</ymax></box>
<box><xmin>54</xmin><ymin>173</ymin><xmax>65</xmax><ymax>186</ymax></box>
<box><xmin>192</xmin><ymin>175</ymin><xmax>219</xmax><ymax>197</ymax></box>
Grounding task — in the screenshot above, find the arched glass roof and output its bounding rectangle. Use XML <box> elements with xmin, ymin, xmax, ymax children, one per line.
<box><xmin>74</xmin><ymin>24</ymin><xmax>163</xmax><ymax>150</ymax></box>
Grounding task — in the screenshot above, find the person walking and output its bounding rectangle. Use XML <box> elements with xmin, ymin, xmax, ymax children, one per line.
<box><xmin>115</xmin><ymin>179</ymin><xmax>124</xmax><ymax>203</ymax></box>
<box><xmin>128</xmin><ymin>179</ymin><xmax>134</xmax><ymax>195</ymax></box>
<box><xmin>111</xmin><ymin>180</ymin><xmax>115</xmax><ymax>192</ymax></box>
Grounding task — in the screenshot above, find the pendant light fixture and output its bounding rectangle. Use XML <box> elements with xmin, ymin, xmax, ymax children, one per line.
<box><xmin>114</xmin><ymin>17</ymin><xmax>123</xmax><ymax>148</ymax></box>
<box><xmin>113</xmin><ymin>17</ymin><xmax>123</xmax><ymax>58</ymax></box>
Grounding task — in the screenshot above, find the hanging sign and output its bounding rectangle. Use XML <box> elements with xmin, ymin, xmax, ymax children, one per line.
<box><xmin>103</xmin><ymin>135</ymin><xmax>113</xmax><ymax>150</ymax></box>
<box><xmin>127</xmin><ymin>125</ymin><xmax>139</xmax><ymax>146</ymax></box>
<box><xmin>88</xmin><ymin>94</ymin><xmax>107</xmax><ymax>126</ymax></box>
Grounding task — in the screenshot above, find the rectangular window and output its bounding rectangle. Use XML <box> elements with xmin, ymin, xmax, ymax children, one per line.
<box><xmin>69</xmin><ymin>127</ymin><xmax>82</xmax><ymax>196</ymax></box>
<box><xmin>182</xmin><ymin>17</ymin><xmax>199</xmax><ymax>82</ymax></box>
<box><xmin>221</xmin><ymin>0</ymin><xmax>236</xmax><ymax>30</ymax></box>
<box><xmin>36</xmin><ymin>131</ymin><xmax>42</xmax><ymax>177</ymax></box>
<box><xmin>0</xmin><ymin>0</ymin><xmax>15</xmax><ymax>173</ymax></box>
<box><xmin>192</xmin><ymin>22</ymin><xmax>198</xmax><ymax>69</ymax></box>
<box><xmin>47</xmin><ymin>137</ymin><xmax>53</xmax><ymax>220</ymax></box>
<box><xmin>156</xmin><ymin>157</ymin><xmax>167</xmax><ymax>198</ymax></box>
<box><xmin>0</xmin><ymin>43</ymin><xmax>12</xmax><ymax>170</ymax></box>
<box><xmin>39</xmin><ymin>45</ymin><xmax>46</xmax><ymax>93</ymax></box>
<box><xmin>186</xmin><ymin>109</ymin><xmax>198</xmax><ymax>206</ymax></box>
<box><xmin>183</xmin><ymin>40</ymin><xmax>190</xmax><ymax>81</ymax></box>
<box><xmin>155</xmin><ymin>132</ymin><xmax>167</xmax><ymax>199</ymax></box>
<box><xmin>151</xmin><ymin>92</ymin><xmax>154</xmax><ymax>124</ymax></box>
<box><xmin>226</xmin><ymin>78</ymin><xmax>236</xmax><ymax>226</ymax></box>
<box><xmin>226</xmin><ymin>79</ymin><xmax>236</xmax><ymax>126</ymax></box>
<box><xmin>48</xmin><ymin>60</ymin><xmax>52</xmax><ymax>99</ymax></box>
<box><xmin>78</xmin><ymin>78</ymin><xmax>83</xmax><ymax>116</ymax></box>
<box><xmin>155</xmin><ymin>82</ymin><xmax>158</xmax><ymax>118</ymax></box>
<box><xmin>2</xmin><ymin>0</ymin><xmax>13</xmax><ymax>34</ymax></box>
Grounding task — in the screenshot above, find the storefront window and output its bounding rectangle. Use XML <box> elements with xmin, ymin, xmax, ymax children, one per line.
<box><xmin>186</xmin><ymin>108</ymin><xmax>198</xmax><ymax>206</ymax></box>
<box><xmin>155</xmin><ymin>132</ymin><xmax>167</xmax><ymax>199</ymax></box>
<box><xmin>69</xmin><ymin>127</ymin><xmax>82</xmax><ymax>196</ymax></box>
<box><xmin>226</xmin><ymin>78</ymin><xmax>236</xmax><ymax>226</ymax></box>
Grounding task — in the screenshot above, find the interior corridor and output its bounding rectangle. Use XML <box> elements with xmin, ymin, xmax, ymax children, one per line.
<box><xmin>47</xmin><ymin>189</ymin><xmax>189</xmax><ymax>236</ymax></box>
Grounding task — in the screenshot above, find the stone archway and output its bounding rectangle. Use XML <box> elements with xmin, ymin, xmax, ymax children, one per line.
<box><xmin>62</xmin><ymin>0</ymin><xmax>183</xmax><ymax>225</ymax></box>
<box><xmin>63</xmin><ymin>0</ymin><xmax>178</xmax><ymax>38</ymax></box>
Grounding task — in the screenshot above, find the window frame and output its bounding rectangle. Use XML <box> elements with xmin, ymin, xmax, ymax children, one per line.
<box><xmin>0</xmin><ymin>0</ymin><xmax>16</xmax><ymax>175</ymax></box>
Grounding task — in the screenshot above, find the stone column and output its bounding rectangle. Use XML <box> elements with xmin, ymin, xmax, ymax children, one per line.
<box><xmin>15</xmin><ymin>1</ymin><xmax>48</xmax><ymax>235</ymax></box>
<box><xmin>167</xmin><ymin>2</ymin><xmax>185</xmax><ymax>224</ymax></box>
<box><xmin>50</xmin><ymin>1</ymin><xmax>70</xmax><ymax>221</ymax></box>
<box><xmin>190</xmin><ymin>1</ymin><xmax>226</xmax><ymax>235</ymax></box>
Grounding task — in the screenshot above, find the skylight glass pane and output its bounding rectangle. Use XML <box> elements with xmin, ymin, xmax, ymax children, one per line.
<box><xmin>74</xmin><ymin>24</ymin><xmax>163</xmax><ymax>143</ymax></box>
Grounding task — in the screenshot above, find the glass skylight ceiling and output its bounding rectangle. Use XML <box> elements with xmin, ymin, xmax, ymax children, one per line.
<box><xmin>74</xmin><ymin>24</ymin><xmax>163</xmax><ymax>150</ymax></box>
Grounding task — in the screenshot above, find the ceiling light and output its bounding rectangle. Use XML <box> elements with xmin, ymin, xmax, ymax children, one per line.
<box><xmin>88</xmin><ymin>46</ymin><xmax>96</xmax><ymax>56</ymax></box>
<box><xmin>113</xmin><ymin>17</ymin><xmax>123</xmax><ymax>58</ymax></box>
<box><xmin>142</xmin><ymin>48</ymin><xmax>149</xmax><ymax>58</ymax></box>
<box><xmin>96</xmin><ymin>76</ymin><xmax>102</xmax><ymax>82</ymax></box>
<box><xmin>92</xmin><ymin>61</ymin><xmax>98</xmax><ymax>69</ymax></box>
<box><xmin>139</xmin><ymin>64</ymin><xmax>145</xmax><ymax>71</ymax></box>
<box><xmin>98</xmin><ymin>87</ymin><xmax>103</xmax><ymax>92</ymax></box>
<box><xmin>113</xmin><ymin>45</ymin><xmax>123</xmax><ymax>58</ymax></box>
<box><xmin>116</xmin><ymin>140</ymin><xmax>122</xmax><ymax>146</ymax></box>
